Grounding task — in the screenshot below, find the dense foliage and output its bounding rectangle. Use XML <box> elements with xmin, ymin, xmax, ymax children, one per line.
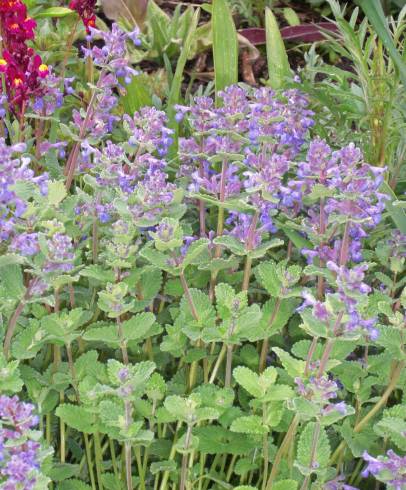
<box><xmin>0</xmin><ymin>1</ymin><xmax>405</xmax><ymax>490</ymax></box>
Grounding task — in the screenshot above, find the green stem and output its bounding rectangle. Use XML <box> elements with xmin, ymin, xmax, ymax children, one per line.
<box><xmin>135</xmin><ymin>447</ymin><xmax>146</xmax><ymax>490</ymax></box>
<box><xmin>180</xmin><ymin>425</ymin><xmax>193</xmax><ymax>490</ymax></box>
<box><xmin>209</xmin><ymin>344</ymin><xmax>226</xmax><ymax>384</ymax></box>
<box><xmin>261</xmin><ymin>404</ymin><xmax>269</xmax><ymax>490</ymax></box>
<box><xmin>265</xmin><ymin>414</ymin><xmax>300</xmax><ymax>489</ymax></box>
<box><xmin>158</xmin><ymin>421</ymin><xmax>181</xmax><ymax>490</ymax></box>
<box><xmin>93</xmin><ymin>432</ymin><xmax>104</xmax><ymax>490</ymax></box>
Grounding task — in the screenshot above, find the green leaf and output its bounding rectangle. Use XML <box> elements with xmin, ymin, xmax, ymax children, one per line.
<box><xmin>213</xmin><ymin>236</ymin><xmax>246</xmax><ymax>256</ymax></box>
<box><xmin>167</xmin><ymin>7</ymin><xmax>200</xmax><ymax>141</ymax></box>
<box><xmin>48</xmin><ymin>180</ymin><xmax>67</xmax><ymax>206</ymax></box>
<box><xmin>265</xmin><ymin>7</ymin><xmax>291</xmax><ymax>89</ymax></box>
<box><xmin>180</xmin><ymin>288</ymin><xmax>215</xmax><ymax>327</ymax></box>
<box><xmin>0</xmin><ymin>254</ymin><xmax>25</xmax><ymax>268</ymax></box>
<box><xmin>233</xmin><ymin>367</ymin><xmax>262</xmax><ymax>398</ymax></box>
<box><xmin>80</xmin><ymin>265</ymin><xmax>115</xmax><ymax>283</ymax></box>
<box><xmin>147</xmin><ymin>1</ymin><xmax>171</xmax><ymax>57</ymax></box>
<box><xmin>358</xmin><ymin>0</ymin><xmax>406</xmax><ymax>89</ymax></box>
<box><xmin>34</xmin><ymin>7</ymin><xmax>75</xmax><ymax>17</ymax></box>
<box><xmin>0</xmin><ymin>264</ymin><xmax>25</xmax><ymax>300</ymax></box>
<box><xmin>273</xmin><ymin>480</ymin><xmax>298</xmax><ymax>490</ymax></box>
<box><xmin>212</xmin><ymin>0</ymin><xmax>238</xmax><ymax>104</ymax></box>
<box><xmin>272</xmin><ymin>347</ymin><xmax>305</xmax><ymax>378</ymax></box>
<box><xmin>56</xmin><ymin>404</ymin><xmax>95</xmax><ymax>434</ymax></box>
<box><xmin>48</xmin><ymin>464</ymin><xmax>79</xmax><ymax>482</ymax></box>
<box><xmin>121</xmin><ymin>75</ymin><xmax>152</xmax><ymax>115</ymax></box>
<box><xmin>230</xmin><ymin>415</ymin><xmax>267</xmax><ymax>435</ymax></box>
<box><xmin>121</xmin><ymin>312</ymin><xmax>157</xmax><ymax>342</ymax></box>
<box><xmin>381</xmin><ymin>182</ymin><xmax>406</xmax><ymax>234</ymax></box>
<box><xmin>11</xmin><ymin>321</ymin><xmax>45</xmax><ymax>360</ymax></box>
<box><xmin>283</xmin><ymin>7</ymin><xmax>300</xmax><ymax>26</ymax></box>
<box><xmin>57</xmin><ymin>479</ymin><xmax>92</xmax><ymax>490</ymax></box>
<box><xmin>181</xmin><ymin>238</ymin><xmax>209</xmax><ymax>270</ymax></box>
<box><xmin>195</xmin><ymin>426</ymin><xmax>257</xmax><ymax>455</ymax></box>
<box><xmin>164</xmin><ymin>395</ymin><xmax>196</xmax><ymax>423</ymax></box>
<box><xmin>0</xmin><ymin>356</ymin><xmax>23</xmax><ymax>393</ymax></box>
<box><xmin>296</xmin><ymin>422</ymin><xmax>331</xmax><ymax>473</ymax></box>
<box><xmin>150</xmin><ymin>460</ymin><xmax>177</xmax><ymax>475</ymax></box>
<box><xmin>256</xmin><ymin>261</ymin><xmax>280</xmax><ymax>296</ymax></box>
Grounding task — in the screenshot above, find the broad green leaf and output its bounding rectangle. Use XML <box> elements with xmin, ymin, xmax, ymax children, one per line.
<box><xmin>273</xmin><ymin>480</ymin><xmax>298</xmax><ymax>490</ymax></box>
<box><xmin>195</xmin><ymin>426</ymin><xmax>257</xmax><ymax>455</ymax></box>
<box><xmin>0</xmin><ymin>264</ymin><xmax>25</xmax><ymax>300</ymax></box>
<box><xmin>58</xmin><ymin>479</ymin><xmax>92</xmax><ymax>490</ymax></box>
<box><xmin>80</xmin><ymin>265</ymin><xmax>115</xmax><ymax>283</ymax></box>
<box><xmin>48</xmin><ymin>180</ymin><xmax>67</xmax><ymax>206</ymax></box>
<box><xmin>272</xmin><ymin>347</ymin><xmax>305</xmax><ymax>378</ymax></box>
<box><xmin>296</xmin><ymin>422</ymin><xmax>331</xmax><ymax>473</ymax></box>
<box><xmin>121</xmin><ymin>312</ymin><xmax>156</xmax><ymax>342</ymax></box>
<box><xmin>212</xmin><ymin>0</ymin><xmax>238</xmax><ymax>104</ymax></box>
<box><xmin>48</xmin><ymin>463</ymin><xmax>79</xmax><ymax>482</ymax></box>
<box><xmin>180</xmin><ymin>288</ymin><xmax>215</xmax><ymax>326</ymax></box>
<box><xmin>11</xmin><ymin>321</ymin><xmax>45</xmax><ymax>360</ymax></box>
<box><xmin>150</xmin><ymin>460</ymin><xmax>177</xmax><ymax>475</ymax></box>
<box><xmin>265</xmin><ymin>7</ymin><xmax>291</xmax><ymax>89</ymax></box>
<box><xmin>56</xmin><ymin>404</ymin><xmax>95</xmax><ymax>434</ymax></box>
<box><xmin>181</xmin><ymin>238</ymin><xmax>209</xmax><ymax>270</ymax></box>
<box><xmin>0</xmin><ymin>254</ymin><xmax>25</xmax><ymax>268</ymax></box>
<box><xmin>256</xmin><ymin>261</ymin><xmax>280</xmax><ymax>296</ymax></box>
<box><xmin>213</xmin><ymin>235</ymin><xmax>246</xmax><ymax>256</ymax></box>
<box><xmin>164</xmin><ymin>395</ymin><xmax>197</xmax><ymax>423</ymax></box>
<box><xmin>230</xmin><ymin>415</ymin><xmax>267</xmax><ymax>435</ymax></box>
<box><xmin>233</xmin><ymin>366</ymin><xmax>262</xmax><ymax>398</ymax></box>
<box><xmin>0</xmin><ymin>356</ymin><xmax>23</xmax><ymax>393</ymax></box>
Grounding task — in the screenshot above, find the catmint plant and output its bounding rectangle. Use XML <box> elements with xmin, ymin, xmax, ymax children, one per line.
<box><xmin>0</xmin><ymin>2</ymin><xmax>404</xmax><ymax>489</ymax></box>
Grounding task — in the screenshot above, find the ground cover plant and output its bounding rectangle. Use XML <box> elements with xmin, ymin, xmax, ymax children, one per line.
<box><xmin>0</xmin><ymin>0</ymin><xmax>406</xmax><ymax>489</ymax></box>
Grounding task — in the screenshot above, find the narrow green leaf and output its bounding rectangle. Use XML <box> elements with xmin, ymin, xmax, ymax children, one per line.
<box><xmin>34</xmin><ymin>7</ymin><xmax>75</xmax><ymax>18</ymax></box>
<box><xmin>168</xmin><ymin>8</ymin><xmax>199</xmax><ymax>110</ymax></box>
<box><xmin>265</xmin><ymin>7</ymin><xmax>291</xmax><ymax>89</ymax></box>
<box><xmin>167</xmin><ymin>7</ymin><xmax>199</xmax><ymax>153</ymax></box>
<box><xmin>381</xmin><ymin>182</ymin><xmax>406</xmax><ymax>234</ymax></box>
<box><xmin>212</xmin><ymin>0</ymin><xmax>238</xmax><ymax>104</ymax></box>
<box><xmin>358</xmin><ymin>0</ymin><xmax>406</xmax><ymax>89</ymax></box>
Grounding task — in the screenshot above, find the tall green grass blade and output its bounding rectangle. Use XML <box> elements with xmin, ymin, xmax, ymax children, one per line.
<box><xmin>167</xmin><ymin>8</ymin><xmax>200</xmax><ymax>153</ymax></box>
<box><xmin>381</xmin><ymin>182</ymin><xmax>406</xmax><ymax>234</ymax></box>
<box><xmin>212</xmin><ymin>0</ymin><xmax>238</xmax><ymax>105</ymax></box>
<box><xmin>265</xmin><ymin>7</ymin><xmax>291</xmax><ymax>89</ymax></box>
<box><xmin>358</xmin><ymin>0</ymin><xmax>406</xmax><ymax>89</ymax></box>
<box><xmin>167</xmin><ymin>8</ymin><xmax>199</xmax><ymax>111</ymax></box>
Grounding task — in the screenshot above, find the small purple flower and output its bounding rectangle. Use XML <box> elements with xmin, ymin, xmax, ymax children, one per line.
<box><xmin>10</xmin><ymin>232</ymin><xmax>39</xmax><ymax>256</ymax></box>
<box><xmin>0</xmin><ymin>396</ymin><xmax>43</xmax><ymax>489</ymax></box>
<box><xmin>43</xmin><ymin>232</ymin><xmax>75</xmax><ymax>273</ymax></box>
<box><xmin>362</xmin><ymin>450</ymin><xmax>406</xmax><ymax>489</ymax></box>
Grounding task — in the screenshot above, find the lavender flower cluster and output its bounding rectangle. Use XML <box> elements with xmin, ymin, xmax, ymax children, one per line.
<box><xmin>177</xmin><ymin>85</ymin><xmax>314</xmax><ymax>246</ymax></box>
<box><xmin>0</xmin><ymin>139</ymin><xmax>48</xmax><ymax>242</ymax></box>
<box><xmin>0</xmin><ymin>395</ymin><xmax>43</xmax><ymax>490</ymax></box>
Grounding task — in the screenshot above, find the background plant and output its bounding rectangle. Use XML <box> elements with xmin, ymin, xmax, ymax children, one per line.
<box><xmin>0</xmin><ymin>1</ymin><xmax>405</xmax><ymax>490</ymax></box>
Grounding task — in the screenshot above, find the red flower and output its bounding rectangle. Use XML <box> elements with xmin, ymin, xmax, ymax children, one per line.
<box><xmin>0</xmin><ymin>0</ymin><xmax>49</xmax><ymax>115</ymax></box>
<box><xmin>69</xmin><ymin>0</ymin><xmax>96</xmax><ymax>32</ymax></box>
